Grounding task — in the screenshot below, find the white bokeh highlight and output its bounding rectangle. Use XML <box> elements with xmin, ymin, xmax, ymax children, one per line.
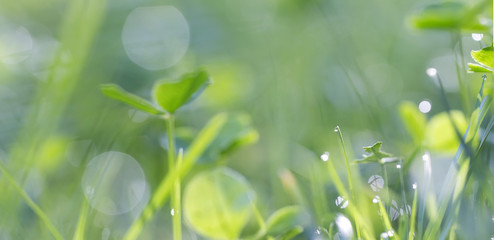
<box><xmin>122</xmin><ymin>6</ymin><xmax>190</xmax><ymax>70</ymax></box>
<box><xmin>418</xmin><ymin>100</ymin><xmax>431</xmax><ymax>113</ymax></box>
<box><xmin>81</xmin><ymin>151</ymin><xmax>146</xmax><ymax>215</ymax></box>
<box><xmin>0</xmin><ymin>21</ymin><xmax>33</xmax><ymax>64</ymax></box>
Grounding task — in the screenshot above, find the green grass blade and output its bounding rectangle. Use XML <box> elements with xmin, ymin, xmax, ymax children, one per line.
<box><xmin>123</xmin><ymin>113</ymin><xmax>227</xmax><ymax>240</ymax></box>
<box><xmin>0</xmin><ymin>160</ymin><xmax>63</xmax><ymax>240</ymax></box>
<box><xmin>72</xmin><ymin>199</ymin><xmax>89</xmax><ymax>240</ymax></box>
<box><xmin>409</xmin><ymin>186</ymin><xmax>418</xmax><ymax>240</ymax></box>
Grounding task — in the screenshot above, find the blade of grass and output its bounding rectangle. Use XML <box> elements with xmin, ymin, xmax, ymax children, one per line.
<box><xmin>73</xmin><ymin>199</ymin><xmax>89</xmax><ymax>240</ymax></box>
<box><xmin>409</xmin><ymin>186</ymin><xmax>418</xmax><ymax>240</ymax></box>
<box><xmin>334</xmin><ymin>126</ymin><xmax>362</xmax><ymax>239</ymax></box>
<box><xmin>377</xmin><ymin>199</ymin><xmax>401</xmax><ymax>240</ymax></box>
<box><xmin>123</xmin><ymin>113</ymin><xmax>227</xmax><ymax>240</ymax></box>
<box><xmin>164</xmin><ymin>114</ymin><xmax>181</xmax><ymax>240</ymax></box>
<box><xmin>0</xmin><ymin>160</ymin><xmax>63</xmax><ymax>240</ymax></box>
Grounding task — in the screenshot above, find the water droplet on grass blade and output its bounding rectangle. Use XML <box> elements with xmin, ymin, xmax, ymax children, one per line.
<box><xmin>335</xmin><ymin>214</ymin><xmax>353</xmax><ymax>239</ymax></box>
<box><xmin>426</xmin><ymin>68</ymin><xmax>437</xmax><ymax>78</ymax></box>
<box><xmin>419</xmin><ymin>100</ymin><xmax>431</xmax><ymax>113</ymax></box>
<box><xmin>171</xmin><ymin>208</ymin><xmax>175</xmax><ymax>216</ymax></box>
<box><xmin>320</xmin><ymin>152</ymin><xmax>330</xmax><ymax>162</ymax></box>
<box><xmin>368</xmin><ymin>175</ymin><xmax>384</xmax><ymax>192</ymax></box>
<box><xmin>372</xmin><ymin>195</ymin><xmax>380</xmax><ymax>203</ymax></box>
<box><xmin>81</xmin><ymin>151</ymin><xmax>146</xmax><ymax>215</ymax></box>
<box><xmin>122</xmin><ymin>6</ymin><xmax>189</xmax><ymax>70</ymax></box>
<box><xmin>335</xmin><ymin>196</ymin><xmax>349</xmax><ymax>208</ymax></box>
<box><xmin>334</xmin><ymin>126</ymin><xmax>339</xmax><ymax>132</ymax></box>
<box><xmin>412</xmin><ymin>183</ymin><xmax>417</xmax><ymax>189</ymax></box>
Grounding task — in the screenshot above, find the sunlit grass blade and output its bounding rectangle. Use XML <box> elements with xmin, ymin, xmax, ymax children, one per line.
<box><xmin>377</xmin><ymin>199</ymin><xmax>400</xmax><ymax>240</ymax></box>
<box><xmin>0</xmin><ymin>160</ymin><xmax>63</xmax><ymax>240</ymax></box>
<box><xmin>101</xmin><ymin>84</ymin><xmax>164</xmax><ymax>115</ymax></box>
<box><xmin>72</xmin><ymin>199</ymin><xmax>89</xmax><ymax>240</ymax></box>
<box><xmin>123</xmin><ymin>113</ymin><xmax>227</xmax><ymax>240</ymax></box>
<box><xmin>409</xmin><ymin>186</ymin><xmax>418</xmax><ymax>240</ymax></box>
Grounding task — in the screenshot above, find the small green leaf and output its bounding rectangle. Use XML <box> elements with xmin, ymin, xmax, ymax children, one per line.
<box><xmin>184</xmin><ymin>167</ymin><xmax>254</xmax><ymax>240</ymax></box>
<box><xmin>354</xmin><ymin>142</ymin><xmax>393</xmax><ymax>164</ymax></box>
<box><xmin>399</xmin><ymin>101</ymin><xmax>427</xmax><ymax>144</ymax></box>
<box><xmin>471</xmin><ymin>47</ymin><xmax>494</xmax><ymax>70</ymax></box>
<box><xmin>101</xmin><ymin>84</ymin><xmax>163</xmax><ymax>115</ymax></box>
<box><xmin>265</xmin><ymin>206</ymin><xmax>303</xmax><ymax>236</ymax></box>
<box><xmin>153</xmin><ymin>69</ymin><xmax>212</xmax><ymax>113</ymax></box>
<box><xmin>425</xmin><ymin>111</ymin><xmax>468</xmax><ymax>153</ymax></box>
<box><xmin>468</xmin><ymin>63</ymin><xmax>493</xmax><ymax>73</ymax></box>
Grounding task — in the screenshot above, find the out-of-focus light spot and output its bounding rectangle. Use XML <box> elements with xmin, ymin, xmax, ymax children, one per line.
<box><xmin>372</xmin><ymin>195</ymin><xmax>380</xmax><ymax>204</ymax></box>
<box><xmin>335</xmin><ymin>214</ymin><xmax>353</xmax><ymax>239</ymax></box>
<box><xmin>422</xmin><ymin>151</ymin><xmax>432</xmax><ymax>177</ymax></box>
<box><xmin>335</xmin><ymin>196</ymin><xmax>349</xmax><ymax>208</ymax></box>
<box><xmin>171</xmin><ymin>208</ymin><xmax>175</xmax><ymax>216</ymax></box>
<box><xmin>387</xmin><ymin>230</ymin><xmax>394</xmax><ymax>237</ymax></box>
<box><xmin>81</xmin><ymin>151</ymin><xmax>147</xmax><ymax>215</ymax></box>
<box><xmin>368</xmin><ymin>175</ymin><xmax>384</xmax><ymax>192</ymax></box>
<box><xmin>396</xmin><ymin>164</ymin><xmax>401</xmax><ymax>169</ymax></box>
<box><xmin>122</xmin><ymin>6</ymin><xmax>189</xmax><ymax>70</ymax></box>
<box><xmin>419</xmin><ymin>100</ymin><xmax>431</xmax><ymax>113</ymax></box>
<box><xmin>0</xmin><ymin>21</ymin><xmax>33</xmax><ymax>64</ymax></box>
<box><xmin>412</xmin><ymin>183</ymin><xmax>417</xmax><ymax>189</ymax></box>
<box><xmin>320</xmin><ymin>152</ymin><xmax>329</xmax><ymax>162</ymax></box>
<box><xmin>426</xmin><ymin>68</ymin><xmax>437</xmax><ymax>78</ymax></box>
<box><xmin>472</xmin><ymin>33</ymin><xmax>483</xmax><ymax>41</ymax></box>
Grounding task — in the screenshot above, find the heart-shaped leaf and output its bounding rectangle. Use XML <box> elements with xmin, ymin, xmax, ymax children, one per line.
<box><xmin>471</xmin><ymin>47</ymin><xmax>494</xmax><ymax>70</ymax></box>
<box><xmin>153</xmin><ymin>69</ymin><xmax>212</xmax><ymax>113</ymax></box>
<box><xmin>101</xmin><ymin>84</ymin><xmax>163</xmax><ymax>115</ymax></box>
<box><xmin>184</xmin><ymin>167</ymin><xmax>254</xmax><ymax>240</ymax></box>
<box><xmin>265</xmin><ymin>206</ymin><xmax>303</xmax><ymax>236</ymax></box>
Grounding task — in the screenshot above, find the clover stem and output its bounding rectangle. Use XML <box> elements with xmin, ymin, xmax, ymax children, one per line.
<box><xmin>165</xmin><ymin>114</ymin><xmax>181</xmax><ymax>240</ymax></box>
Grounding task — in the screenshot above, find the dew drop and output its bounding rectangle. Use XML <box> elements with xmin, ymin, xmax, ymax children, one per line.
<box><xmin>396</xmin><ymin>164</ymin><xmax>401</xmax><ymax>169</ymax></box>
<box><xmin>418</xmin><ymin>100</ymin><xmax>431</xmax><ymax>113</ymax></box>
<box><xmin>335</xmin><ymin>214</ymin><xmax>353</xmax><ymax>239</ymax></box>
<box><xmin>387</xmin><ymin>230</ymin><xmax>394</xmax><ymax>237</ymax></box>
<box><xmin>368</xmin><ymin>175</ymin><xmax>384</xmax><ymax>192</ymax></box>
<box><xmin>426</xmin><ymin>68</ymin><xmax>437</xmax><ymax>78</ymax></box>
<box><xmin>171</xmin><ymin>208</ymin><xmax>175</xmax><ymax>216</ymax></box>
<box><xmin>472</xmin><ymin>33</ymin><xmax>483</xmax><ymax>41</ymax></box>
<box><xmin>412</xmin><ymin>183</ymin><xmax>417</xmax><ymax>189</ymax></box>
<box><xmin>334</xmin><ymin>126</ymin><xmax>339</xmax><ymax>132</ymax></box>
<box><xmin>81</xmin><ymin>151</ymin><xmax>147</xmax><ymax>215</ymax></box>
<box><xmin>335</xmin><ymin>196</ymin><xmax>349</xmax><ymax>208</ymax></box>
<box><xmin>372</xmin><ymin>195</ymin><xmax>381</xmax><ymax>204</ymax></box>
<box><xmin>320</xmin><ymin>152</ymin><xmax>330</xmax><ymax>162</ymax></box>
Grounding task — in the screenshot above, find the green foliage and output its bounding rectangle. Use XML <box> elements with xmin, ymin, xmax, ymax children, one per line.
<box><xmin>471</xmin><ymin>47</ymin><xmax>494</xmax><ymax>72</ymax></box>
<box><xmin>425</xmin><ymin>111</ymin><xmax>468</xmax><ymax>153</ymax></box>
<box><xmin>265</xmin><ymin>206</ymin><xmax>303</xmax><ymax>236</ymax></box>
<box><xmin>201</xmin><ymin>113</ymin><xmax>259</xmax><ymax>164</ymax></box>
<box><xmin>399</xmin><ymin>101</ymin><xmax>427</xmax><ymax>145</ymax></box>
<box><xmin>153</xmin><ymin>69</ymin><xmax>212</xmax><ymax>114</ymax></box>
<box><xmin>183</xmin><ymin>167</ymin><xmax>254</xmax><ymax>240</ymax></box>
<box><xmin>101</xmin><ymin>84</ymin><xmax>164</xmax><ymax>115</ymax></box>
<box><xmin>354</xmin><ymin>142</ymin><xmax>393</xmax><ymax>164</ymax></box>
<box><xmin>411</xmin><ymin>1</ymin><xmax>488</xmax><ymax>31</ymax></box>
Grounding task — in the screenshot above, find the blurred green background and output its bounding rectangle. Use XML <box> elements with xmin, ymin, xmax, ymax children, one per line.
<box><xmin>0</xmin><ymin>0</ymin><xmax>492</xmax><ymax>239</ymax></box>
